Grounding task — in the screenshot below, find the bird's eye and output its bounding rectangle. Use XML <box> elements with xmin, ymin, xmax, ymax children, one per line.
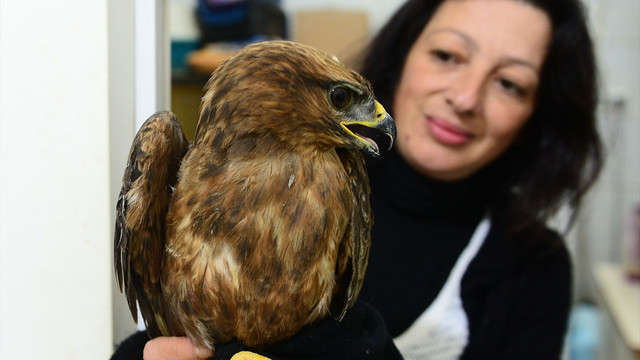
<box><xmin>330</xmin><ymin>86</ymin><xmax>354</xmax><ymax>109</ymax></box>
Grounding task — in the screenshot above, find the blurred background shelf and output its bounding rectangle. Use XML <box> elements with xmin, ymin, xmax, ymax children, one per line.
<box><xmin>593</xmin><ymin>262</ymin><xmax>640</xmax><ymax>360</ymax></box>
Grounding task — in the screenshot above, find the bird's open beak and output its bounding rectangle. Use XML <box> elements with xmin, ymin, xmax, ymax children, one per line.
<box><xmin>341</xmin><ymin>101</ymin><xmax>396</xmax><ymax>159</ymax></box>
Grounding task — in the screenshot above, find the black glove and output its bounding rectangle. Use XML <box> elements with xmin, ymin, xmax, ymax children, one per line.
<box><xmin>111</xmin><ymin>301</ymin><xmax>403</xmax><ymax>360</ymax></box>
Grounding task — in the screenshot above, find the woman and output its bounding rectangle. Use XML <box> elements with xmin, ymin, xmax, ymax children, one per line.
<box><xmin>115</xmin><ymin>0</ymin><xmax>603</xmax><ymax>358</ymax></box>
<box><xmin>358</xmin><ymin>0</ymin><xmax>602</xmax><ymax>358</ymax></box>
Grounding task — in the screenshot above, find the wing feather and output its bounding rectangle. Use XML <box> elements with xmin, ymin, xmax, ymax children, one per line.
<box><xmin>330</xmin><ymin>149</ymin><xmax>372</xmax><ymax>319</ymax></box>
<box><xmin>114</xmin><ymin>111</ymin><xmax>189</xmax><ymax>337</ymax></box>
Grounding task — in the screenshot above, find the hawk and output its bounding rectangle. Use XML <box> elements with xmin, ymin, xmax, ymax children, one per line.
<box><xmin>114</xmin><ymin>40</ymin><xmax>396</xmax><ymax>354</ymax></box>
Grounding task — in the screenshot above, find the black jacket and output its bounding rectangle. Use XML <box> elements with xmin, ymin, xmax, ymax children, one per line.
<box><xmin>459</xmin><ymin>219</ymin><xmax>571</xmax><ymax>359</ymax></box>
<box><xmin>359</xmin><ymin>149</ymin><xmax>571</xmax><ymax>360</ymax></box>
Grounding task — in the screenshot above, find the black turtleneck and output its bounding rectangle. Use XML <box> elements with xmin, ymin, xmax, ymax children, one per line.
<box><xmin>358</xmin><ymin>149</ymin><xmax>493</xmax><ymax>337</ymax></box>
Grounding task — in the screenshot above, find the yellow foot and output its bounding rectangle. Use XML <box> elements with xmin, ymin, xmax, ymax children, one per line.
<box><xmin>230</xmin><ymin>351</ymin><xmax>271</xmax><ymax>360</ymax></box>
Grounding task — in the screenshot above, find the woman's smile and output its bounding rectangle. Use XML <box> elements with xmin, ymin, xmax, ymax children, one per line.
<box><xmin>425</xmin><ymin>115</ymin><xmax>474</xmax><ymax>146</ymax></box>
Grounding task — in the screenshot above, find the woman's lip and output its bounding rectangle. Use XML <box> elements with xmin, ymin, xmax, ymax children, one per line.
<box><xmin>426</xmin><ymin>116</ymin><xmax>474</xmax><ymax>146</ymax></box>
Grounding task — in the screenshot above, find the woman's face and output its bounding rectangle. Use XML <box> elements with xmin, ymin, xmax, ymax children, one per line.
<box><xmin>393</xmin><ymin>0</ymin><xmax>551</xmax><ymax>181</ymax></box>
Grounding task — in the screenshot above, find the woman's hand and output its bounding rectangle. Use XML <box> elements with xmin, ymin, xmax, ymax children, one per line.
<box><xmin>143</xmin><ymin>336</ymin><xmax>214</xmax><ymax>360</ymax></box>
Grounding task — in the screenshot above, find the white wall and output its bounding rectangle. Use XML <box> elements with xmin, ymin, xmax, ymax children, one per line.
<box><xmin>108</xmin><ymin>0</ymin><xmax>140</xmax><ymax>348</ymax></box>
<box><xmin>0</xmin><ymin>1</ymin><xmax>113</xmax><ymax>359</ymax></box>
<box><xmin>571</xmin><ymin>0</ymin><xmax>640</xmax><ymax>300</ymax></box>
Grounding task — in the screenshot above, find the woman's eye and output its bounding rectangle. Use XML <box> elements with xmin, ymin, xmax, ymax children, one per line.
<box><xmin>330</xmin><ymin>86</ymin><xmax>354</xmax><ymax>109</ymax></box>
<box><xmin>431</xmin><ymin>49</ymin><xmax>457</xmax><ymax>64</ymax></box>
<box><xmin>498</xmin><ymin>78</ymin><xmax>526</xmax><ymax>97</ymax></box>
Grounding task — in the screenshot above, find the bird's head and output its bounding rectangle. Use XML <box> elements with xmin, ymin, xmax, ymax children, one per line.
<box><xmin>195</xmin><ymin>40</ymin><xmax>396</xmax><ymax>159</ymax></box>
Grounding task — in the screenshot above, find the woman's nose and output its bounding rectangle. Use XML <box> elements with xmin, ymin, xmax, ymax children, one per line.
<box><xmin>445</xmin><ymin>70</ymin><xmax>485</xmax><ymax>115</ymax></box>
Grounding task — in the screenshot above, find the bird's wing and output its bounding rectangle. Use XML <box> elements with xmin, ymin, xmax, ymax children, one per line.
<box><xmin>114</xmin><ymin>111</ymin><xmax>189</xmax><ymax>337</ymax></box>
<box><xmin>331</xmin><ymin>150</ymin><xmax>372</xmax><ymax>319</ymax></box>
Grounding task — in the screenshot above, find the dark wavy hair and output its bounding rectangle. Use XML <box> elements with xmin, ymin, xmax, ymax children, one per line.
<box><xmin>359</xmin><ymin>0</ymin><xmax>604</xmax><ymax>236</ymax></box>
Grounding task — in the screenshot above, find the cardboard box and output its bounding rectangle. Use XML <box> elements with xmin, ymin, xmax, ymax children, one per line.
<box><xmin>293</xmin><ymin>10</ymin><xmax>369</xmax><ymax>68</ymax></box>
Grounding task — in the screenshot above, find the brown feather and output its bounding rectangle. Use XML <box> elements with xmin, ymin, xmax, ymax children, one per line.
<box><xmin>114</xmin><ymin>40</ymin><xmax>395</xmax><ymax>352</ymax></box>
<box><xmin>114</xmin><ymin>111</ymin><xmax>189</xmax><ymax>336</ymax></box>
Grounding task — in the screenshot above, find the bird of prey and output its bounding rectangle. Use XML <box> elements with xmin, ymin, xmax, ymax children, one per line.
<box><xmin>114</xmin><ymin>40</ymin><xmax>396</xmax><ymax>354</ymax></box>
